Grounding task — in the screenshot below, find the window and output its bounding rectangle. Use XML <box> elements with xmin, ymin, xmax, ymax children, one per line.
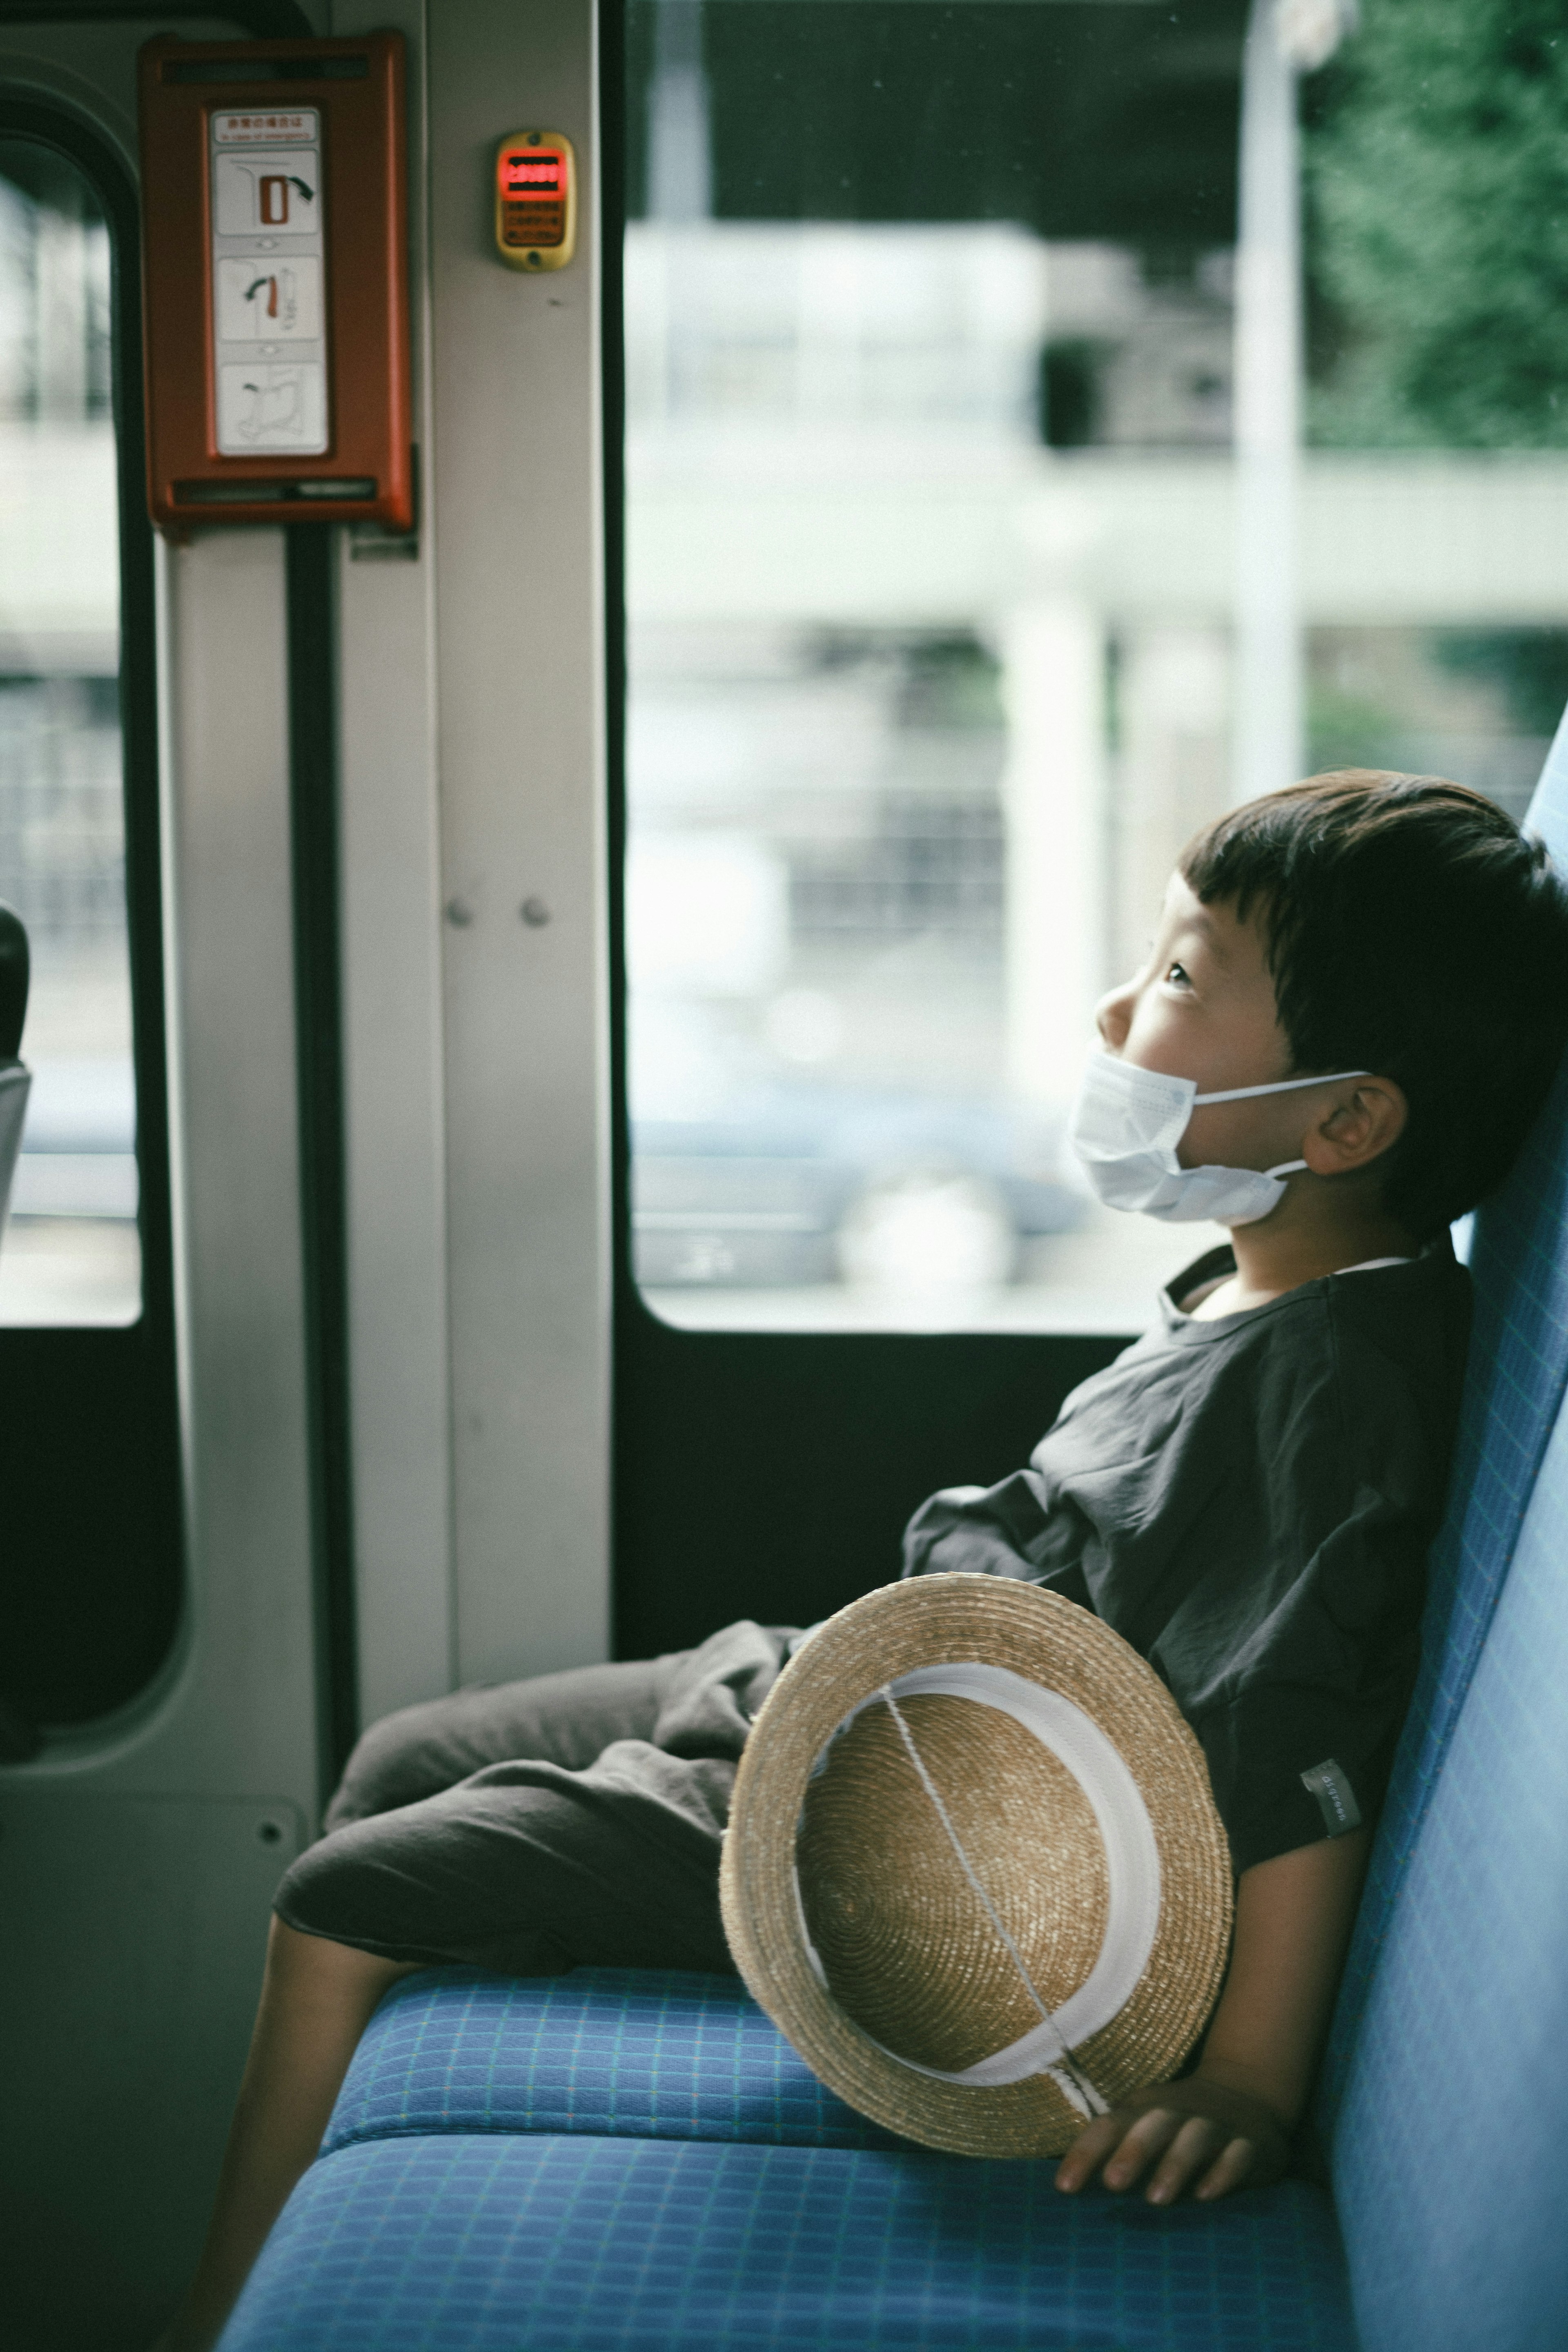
<box><xmin>622</xmin><ymin>1</ymin><xmax>1568</xmax><ymax>1336</ymax></box>
<box><xmin>0</xmin><ymin>103</ymin><xmax>178</xmax><ymax>1738</ymax></box>
<box><xmin>0</xmin><ymin>137</ymin><xmax>138</xmax><ymax>1325</ymax></box>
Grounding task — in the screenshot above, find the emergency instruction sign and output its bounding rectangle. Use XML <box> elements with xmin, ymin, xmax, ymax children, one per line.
<box><xmin>210</xmin><ymin>109</ymin><xmax>329</xmax><ymax>455</ymax></box>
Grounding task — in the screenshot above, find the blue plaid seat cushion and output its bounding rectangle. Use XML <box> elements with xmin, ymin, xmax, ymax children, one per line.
<box><xmin>222</xmin><ymin>2133</ymin><xmax>1354</xmax><ymax>2351</ymax></box>
<box><xmin>323</xmin><ymin>1967</ymin><xmax>907</xmax><ymax>2155</ymax></box>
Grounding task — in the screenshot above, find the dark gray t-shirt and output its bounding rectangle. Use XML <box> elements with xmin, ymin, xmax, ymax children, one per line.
<box><xmin>901</xmin><ymin>1242</ymin><xmax>1472</xmax><ymax>1873</ymax></box>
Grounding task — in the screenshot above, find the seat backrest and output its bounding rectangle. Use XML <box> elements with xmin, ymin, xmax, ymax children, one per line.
<box><xmin>1330</xmin><ymin>1375</ymin><xmax>1568</xmax><ymax>2352</ymax></box>
<box><xmin>1316</xmin><ymin>720</ymin><xmax>1568</xmax><ymax>2124</ymax></box>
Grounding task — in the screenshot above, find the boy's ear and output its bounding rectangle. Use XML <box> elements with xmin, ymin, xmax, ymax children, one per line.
<box><xmin>1301</xmin><ymin>1079</ymin><xmax>1408</xmax><ymax>1177</ymax></box>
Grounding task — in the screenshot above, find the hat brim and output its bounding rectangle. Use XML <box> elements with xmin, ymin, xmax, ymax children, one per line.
<box><xmin>720</xmin><ymin>1575</ymin><xmax>1233</xmax><ymax>2158</ymax></box>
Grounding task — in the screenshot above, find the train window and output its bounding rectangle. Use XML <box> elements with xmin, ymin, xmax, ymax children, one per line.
<box><xmin>0</xmin><ymin>138</ymin><xmax>137</xmax><ymax>1326</ymax></box>
<box><xmin>621</xmin><ymin>0</ymin><xmax>1567</xmax><ymax>1339</ymax></box>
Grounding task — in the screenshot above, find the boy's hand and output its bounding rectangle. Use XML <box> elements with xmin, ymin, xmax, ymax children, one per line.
<box><xmin>1052</xmin><ymin>1829</ymin><xmax>1372</xmax><ymax>2207</ymax></box>
<box><xmin>1053</xmin><ymin>2074</ymin><xmax>1290</xmax><ymax>2205</ymax></box>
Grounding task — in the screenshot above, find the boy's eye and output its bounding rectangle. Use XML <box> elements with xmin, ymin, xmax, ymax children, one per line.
<box><xmin>1164</xmin><ymin>962</ymin><xmax>1193</xmax><ymax>990</ymax></box>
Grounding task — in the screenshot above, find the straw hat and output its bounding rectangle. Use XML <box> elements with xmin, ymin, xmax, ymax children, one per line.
<box><xmin>720</xmin><ymin>1574</ymin><xmax>1233</xmax><ymax>2158</ymax></box>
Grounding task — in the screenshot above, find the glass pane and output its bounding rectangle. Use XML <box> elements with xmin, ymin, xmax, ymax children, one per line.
<box><xmin>0</xmin><ymin>138</ymin><xmax>139</xmax><ymax>1326</ymax></box>
<box><xmin>624</xmin><ymin>2</ymin><xmax>1559</xmax><ymax>1334</ymax></box>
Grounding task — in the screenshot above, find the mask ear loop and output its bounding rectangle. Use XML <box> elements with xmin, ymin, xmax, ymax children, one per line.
<box><xmin>1193</xmin><ymin>1070</ymin><xmax>1366</xmax><ymax>1106</ymax></box>
<box><xmin>1195</xmin><ymin>1074</ymin><xmax>1368</xmax><ymax>1189</ymax></box>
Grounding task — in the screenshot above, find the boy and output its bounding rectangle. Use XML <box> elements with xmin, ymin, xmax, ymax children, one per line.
<box><xmin>160</xmin><ymin>773</ymin><xmax>1568</xmax><ymax>2348</ymax></box>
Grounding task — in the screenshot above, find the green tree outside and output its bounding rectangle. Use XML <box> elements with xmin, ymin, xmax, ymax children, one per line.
<box><xmin>1306</xmin><ymin>0</ymin><xmax>1568</xmax><ymax>450</ymax></box>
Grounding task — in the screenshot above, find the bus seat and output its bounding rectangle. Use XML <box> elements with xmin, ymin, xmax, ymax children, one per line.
<box><xmin>1318</xmin><ymin>711</ymin><xmax>1568</xmax><ymax>2125</ymax></box>
<box><xmin>227</xmin><ymin>1339</ymin><xmax>1568</xmax><ymax>2352</ymax></box>
<box><xmin>321</xmin><ymin>1966</ymin><xmax>905</xmax><ymax>2157</ymax></box>
<box><xmin>221</xmin><ymin>2124</ymin><xmax>1351</xmax><ymax>2349</ymax></box>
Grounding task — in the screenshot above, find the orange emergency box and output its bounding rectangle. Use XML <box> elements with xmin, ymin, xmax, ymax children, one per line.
<box><xmin>138</xmin><ymin>33</ymin><xmax>412</xmax><ymax>532</ymax></box>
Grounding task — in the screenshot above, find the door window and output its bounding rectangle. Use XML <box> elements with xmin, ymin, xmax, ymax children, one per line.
<box><xmin>0</xmin><ymin>100</ymin><xmax>179</xmax><ymax>1736</ymax></box>
<box><xmin>0</xmin><ymin>136</ymin><xmax>138</xmax><ymax>1325</ymax></box>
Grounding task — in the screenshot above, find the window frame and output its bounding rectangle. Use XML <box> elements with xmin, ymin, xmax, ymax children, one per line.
<box><xmin>0</xmin><ymin>89</ymin><xmax>182</xmax><ymax>1730</ymax></box>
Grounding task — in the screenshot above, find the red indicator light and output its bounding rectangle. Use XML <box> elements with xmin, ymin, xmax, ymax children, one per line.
<box><xmin>494</xmin><ymin>132</ymin><xmax>576</xmax><ymax>270</ymax></box>
<box><xmin>497</xmin><ymin>147</ymin><xmax>566</xmax><ymax>244</ymax></box>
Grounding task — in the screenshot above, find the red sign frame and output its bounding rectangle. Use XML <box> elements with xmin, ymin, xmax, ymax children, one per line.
<box><xmin>138</xmin><ymin>33</ymin><xmax>412</xmax><ymax>532</ymax></box>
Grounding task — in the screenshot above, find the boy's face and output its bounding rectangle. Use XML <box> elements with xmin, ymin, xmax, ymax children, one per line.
<box><xmin>1094</xmin><ymin>876</ymin><xmax>1324</xmax><ymax>1174</ymax></box>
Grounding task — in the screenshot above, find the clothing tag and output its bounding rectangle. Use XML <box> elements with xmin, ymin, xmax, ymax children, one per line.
<box><xmin>1301</xmin><ymin>1758</ymin><xmax>1363</xmax><ymax>1838</ymax></box>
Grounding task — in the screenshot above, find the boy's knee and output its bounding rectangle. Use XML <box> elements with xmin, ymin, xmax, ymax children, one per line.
<box><xmin>272</xmin><ymin>1838</ymin><xmax>341</xmax><ymax>1945</ymax></box>
<box><xmin>273</xmin><ymin>1816</ymin><xmax>408</xmax><ymax>1954</ymax></box>
<box><xmin>323</xmin><ymin>1695</ymin><xmax>455</xmax><ymax>1831</ymax></box>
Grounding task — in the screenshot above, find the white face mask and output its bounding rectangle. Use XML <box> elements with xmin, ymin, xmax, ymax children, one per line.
<box><xmin>1068</xmin><ymin>1051</ymin><xmax>1369</xmax><ymax>1228</ymax></box>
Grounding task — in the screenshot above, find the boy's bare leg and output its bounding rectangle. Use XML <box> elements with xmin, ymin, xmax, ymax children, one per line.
<box><xmin>156</xmin><ymin>1917</ymin><xmax>422</xmax><ymax>2352</ymax></box>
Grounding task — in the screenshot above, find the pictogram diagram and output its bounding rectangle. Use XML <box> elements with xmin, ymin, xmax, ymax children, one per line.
<box><xmin>216</xmin><ymin>257</ymin><xmax>323</xmax><ymax>342</ymax></box>
<box><xmin>209</xmin><ymin>109</ymin><xmax>329</xmax><ymax>454</ymax></box>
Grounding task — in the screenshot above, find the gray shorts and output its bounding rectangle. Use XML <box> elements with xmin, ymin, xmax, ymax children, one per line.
<box><xmin>274</xmin><ymin>1620</ymin><xmax>796</xmax><ymax>1976</ymax></box>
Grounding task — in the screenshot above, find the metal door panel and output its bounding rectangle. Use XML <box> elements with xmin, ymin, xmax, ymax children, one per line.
<box><xmin>428</xmin><ymin>0</ymin><xmax>611</xmax><ymax>1688</ymax></box>
<box><xmin>0</xmin><ymin>1792</ymin><xmax>305</xmax><ymax>2351</ymax></box>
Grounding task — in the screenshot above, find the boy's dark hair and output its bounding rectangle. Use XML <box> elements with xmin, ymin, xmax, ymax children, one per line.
<box><xmin>1181</xmin><ymin>771</ymin><xmax>1568</xmax><ymax>1241</ymax></box>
